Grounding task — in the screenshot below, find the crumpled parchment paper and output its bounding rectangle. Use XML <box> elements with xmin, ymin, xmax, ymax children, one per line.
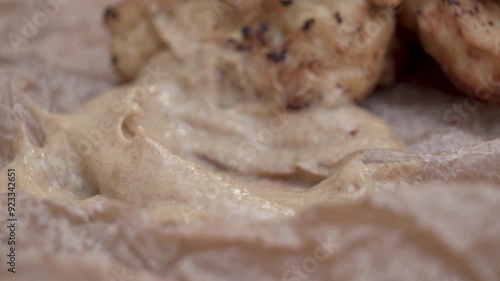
<box><xmin>0</xmin><ymin>1</ymin><xmax>499</xmax><ymax>280</ymax></box>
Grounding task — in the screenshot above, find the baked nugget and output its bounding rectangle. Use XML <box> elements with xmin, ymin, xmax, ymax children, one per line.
<box><xmin>105</xmin><ymin>0</ymin><xmax>400</xmax><ymax>108</ymax></box>
<box><xmin>400</xmin><ymin>0</ymin><xmax>500</xmax><ymax>103</ymax></box>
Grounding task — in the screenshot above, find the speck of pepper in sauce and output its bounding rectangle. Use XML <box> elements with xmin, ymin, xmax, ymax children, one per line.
<box><xmin>335</xmin><ymin>12</ymin><xmax>343</xmax><ymax>24</ymax></box>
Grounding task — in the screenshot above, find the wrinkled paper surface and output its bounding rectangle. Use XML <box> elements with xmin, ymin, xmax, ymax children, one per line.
<box><xmin>0</xmin><ymin>1</ymin><xmax>499</xmax><ymax>280</ymax></box>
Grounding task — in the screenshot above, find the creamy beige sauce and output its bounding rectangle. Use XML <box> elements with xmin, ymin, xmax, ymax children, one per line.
<box><xmin>0</xmin><ymin>0</ymin><xmax>423</xmax><ymax>223</ymax></box>
<box><xmin>0</xmin><ymin>49</ymin><xmax>424</xmax><ymax>223</ymax></box>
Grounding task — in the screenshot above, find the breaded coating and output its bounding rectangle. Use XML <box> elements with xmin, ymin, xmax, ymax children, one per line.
<box><xmin>105</xmin><ymin>0</ymin><xmax>399</xmax><ymax>108</ymax></box>
<box><xmin>104</xmin><ymin>1</ymin><xmax>162</xmax><ymax>80</ymax></box>
<box><xmin>401</xmin><ymin>0</ymin><xmax>500</xmax><ymax>103</ymax></box>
